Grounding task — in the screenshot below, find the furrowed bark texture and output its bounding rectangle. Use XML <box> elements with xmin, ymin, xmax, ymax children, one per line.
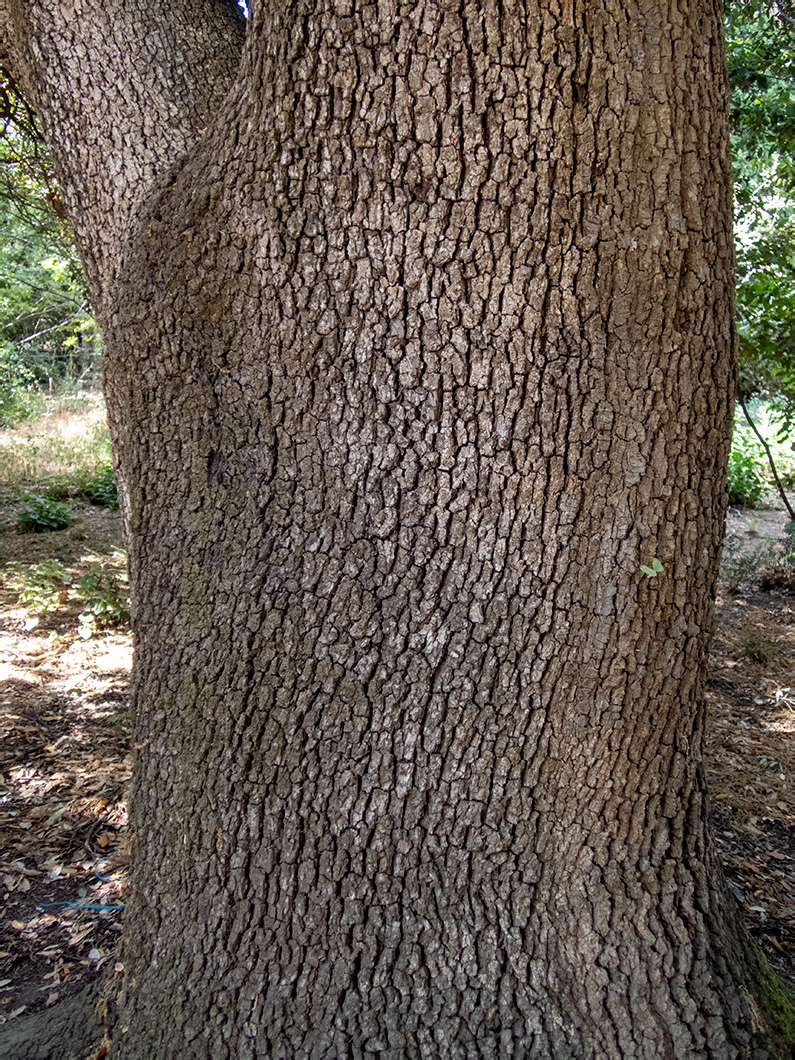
<box><xmin>0</xmin><ymin>0</ymin><xmax>245</xmax><ymax>309</ymax></box>
<box><xmin>2</xmin><ymin>0</ymin><xmax>788</xmax><ymax>1056</ymax></box>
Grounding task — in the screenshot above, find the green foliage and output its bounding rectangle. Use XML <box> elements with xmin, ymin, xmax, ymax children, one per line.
<box><xmin>726</xmin><ymin>400</ymin><xmax>795</xmax><ymax>507</ymax></box>
<box><xmin>76</xmin><ymin>561</ymin><xmax>130</xmax><ymax>638</ymax></box>
<box><xmin>3</xmin><ymin>552</ymin><xmax>129</xmax><ymax>638</ymax></box>
<box><xmin>727</xmin><ymin>436</ymin><xmax>768</xmax><ymax>507</ymax></box>
<box><xmin>43</xmin><ymin>458</ymin><xmax>118</xmax><ymax>508</ymax></box>
<box><xmin>4</xmin><ymin>558</ymin><xmax>69</xmax><ymax>627</ymax></box>
<box><xmin>727</xmin><ymin>3</ymin><xmax>795</xmax><ymax>422</ymax></box>
<box><xmin>640</xmin><ymin>558</ymin><xmax>664</xmax><ymax>578</ymax></box>
<box><xmin>0</xmin><ymin>129</ymin><xmax>98</xmax><ymax>388</ymax></box>
<box><xmin>727</xmin><ymin>2</ymin><xmax>795</xmax><ymax>176</ymax></box>
<box><xmin>74</xmin><ymin>460</ymin><xmax>117</xmax><ymax>508</ymax></box>
<box><xmin>0</xmin><ymin>342</ymin><xmax>41</xmax><ymax>425</ymax></box>
<box><xmin>729</xmin><ymin>400</ymin><xmax>795</xmax><ymax>508</ymax></box>
<box><xmin>0</xmin><ymin>205</ymin><xmax>98</xmax><ymax>385</ymax></box>
<box><xmin>16</xmin><ymin>491</ymin><xmax>73</xmax><ymax>532</ymax></box>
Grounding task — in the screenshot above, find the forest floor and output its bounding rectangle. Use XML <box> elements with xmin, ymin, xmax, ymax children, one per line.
<box><xmin>0</xmin><ymin>494</ymin><xmax>793</xmax><ymax>1031</ymax></box>
<box><xmin>0</xmin><ymin>501</ymin><xmax>130</xmax><ymax>1027</ymax></box>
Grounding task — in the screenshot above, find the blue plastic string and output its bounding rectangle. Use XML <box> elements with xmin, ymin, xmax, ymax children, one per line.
<box><xmin>39</xmin><ymin>901</ymin><xmax>125</xmax><ymax>910</ymax></box>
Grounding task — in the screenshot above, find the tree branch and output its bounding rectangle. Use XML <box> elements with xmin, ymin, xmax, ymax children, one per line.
<box><xmin>0</xmin><ymin>0</ymin><xmax>246</xmax><ymax>314</ymax></box>
<box><xmin>737</xmin><ymin>393</ymin><xmax>795</xmax><ymax>520</ymax></box>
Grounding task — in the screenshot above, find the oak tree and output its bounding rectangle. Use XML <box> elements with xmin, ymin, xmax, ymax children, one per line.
<box><xmin>1</xmin><ymin>0</ymin><xmax>792</xmax><ymax>1056</ymax></box>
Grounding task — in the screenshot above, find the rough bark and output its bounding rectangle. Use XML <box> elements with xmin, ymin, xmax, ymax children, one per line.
<box><xmin>0</xmin><ymin>0</ymin><xmax>245</xmax><ymax>309</ymax></box>
<box><xmin>1</xmin><ymin>0</ymin><xmax>791</xmax><ymax>1057</ymax></box>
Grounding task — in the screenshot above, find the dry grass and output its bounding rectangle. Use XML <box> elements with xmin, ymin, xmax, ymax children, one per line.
<box><xmin>0</xmin><ymin>393</ymin><xmax>111</xmax><ymax>494</ymax></box>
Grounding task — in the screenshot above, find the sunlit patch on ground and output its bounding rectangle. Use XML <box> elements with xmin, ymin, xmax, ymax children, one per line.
<box><xmin>0</xmin><ymin>393</ymin><xmax>110</xmax><ymax>488</ymax></box>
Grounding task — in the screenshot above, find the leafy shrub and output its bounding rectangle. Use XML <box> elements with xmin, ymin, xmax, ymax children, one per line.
<box><xmin>0</xmin><ymin>345</ymin><xmax>40</xmax><ymax>427</ymax></box>
<box><xmin>76</xmin><ymin>564</ymin><xmax>130</xmax><ymax>637</ymax></box>
<box><xmin>16</xmin><ymin>492</ymin><xmax>73</xmax><ymax>532</ymax></box>
<box><xmin>76</xmin><ymin>461</ymin><xmax>118</xmax><ymax>507</ymax></box>
<box><xmin>3</xmin><ymin>559</ymin><xmax>70</xmax><ymax>627</ymax></box>
<box><xmin>4</xmin><ymin>553</ymin><xmax>129</xmax><ymax>637</ymax></box>
<box><xmin>42</xmin><ymin>459</ymin><xmax>118</xmax><ymax>509</ymax></box>
<box><xmin>727</xmin><ymin>433</ymin><xmax>767</xmax><ymax>507</ymax></box>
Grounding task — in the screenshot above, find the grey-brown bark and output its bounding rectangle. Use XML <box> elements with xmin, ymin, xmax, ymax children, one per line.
<box><xmin>0</xmin><ymin>0</ymin><xmax>245</xmax><ymax>309</ymax></box>
<box><xmin>1</xmin><ymin>1</ymin><xmax>791</xmax><ymax>1057</ymax></box>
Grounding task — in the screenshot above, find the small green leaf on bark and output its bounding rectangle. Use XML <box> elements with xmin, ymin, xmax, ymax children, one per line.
<box><xmin>640</xmin><ymin>558</ymin><xmax>664</xmax><ymax>578</ymax></box>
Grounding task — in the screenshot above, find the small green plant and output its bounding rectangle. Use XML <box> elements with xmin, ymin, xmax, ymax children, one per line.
<box><xmin>4</xmin><ymin>559</ymin><xmax>71</xmax><ymax>628</ymax></box>
<box><xmin>77</xmin><ymin>460</ymin><xmax>118</xmax><ymax>507</ymax></box>
<box><xmin>727</xmin><ymin>440</ymin><xmax>767</xmax><ymax>507</ymax></box>
<box><xmin>640</xmin><ymin>558</ymin><xmax>664</xmax><ymax>578</ymax></box>
<box><xmin>42</xmin><ymin>459</ymin><xmax>118</xmax><ymax>509</ymax></box>
<box><xmin>16</xmin><ymin>492</ymin><xmax>73</xmax><ymax>532</ymax></box>
<box><xmin>76</xmin><ymin>562</ymin><xmax>130</xmax><ymax>638</ymax></box>
<box><xmin>4</xmin><ymin>554</ymin><xmax>129</xmax><ymax>637</ymax></box>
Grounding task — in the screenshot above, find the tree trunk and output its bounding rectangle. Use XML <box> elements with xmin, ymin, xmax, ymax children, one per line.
<box><xmin>2</xmin><ymin>1</ymin><xmax>792</xmax><ymax>1056</ymax></box>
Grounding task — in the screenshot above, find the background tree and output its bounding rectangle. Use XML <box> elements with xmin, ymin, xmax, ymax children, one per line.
<box><xmin>1</xmin><ymin>1</ymin><xmax>793</xmax><ymax>1057</ymax></box>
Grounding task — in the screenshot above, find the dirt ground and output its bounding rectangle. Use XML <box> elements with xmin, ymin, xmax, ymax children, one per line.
<box><xmin>0</xmin><ymin>499</ymin><xmax>793</xmax><ymax>1032</ymax></box>
<box><xmin>0</xmin><ymin>503</ymin><xmax>131</xmax><ymax>1026</ymax></box>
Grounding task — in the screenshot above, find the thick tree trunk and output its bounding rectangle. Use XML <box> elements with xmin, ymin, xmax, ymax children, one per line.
<box><xmin>2</xmin><ymin>1</ymin><xmax>792</xmax><ymax>1056</ymax></box>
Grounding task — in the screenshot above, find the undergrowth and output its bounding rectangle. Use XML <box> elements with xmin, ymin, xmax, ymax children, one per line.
<box><xmin>728</xmin><ymin>401</ymin><xmax>795</xmax><ymax>508</ymax></box>
<box><xmin>43</xmin><ymin>459</ymin><xmax>118</xmax><ymax>508</ymax></box>
<box><xmin>16</xmin><ymin>492</ymin><xmax>73</xmax><ymax>532</ymax></box>
<box><xmin>720</xmin><ymin>522</ymin><xmax>795</xmax><ymax>593</ymax></box>
<box><xmin>0</xmin><ymin>391</ymin><xmax>113</xmax><ymax>495</ymax></box>
<box><xmin>3</xmin><ymin>552</ymin><xmax>129</xmax><ymax>637</ymax></box>
<box><xmin>0</xmin><ymin>346</ymin><xmax>45</xmax><ymax>427</ymax></box>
